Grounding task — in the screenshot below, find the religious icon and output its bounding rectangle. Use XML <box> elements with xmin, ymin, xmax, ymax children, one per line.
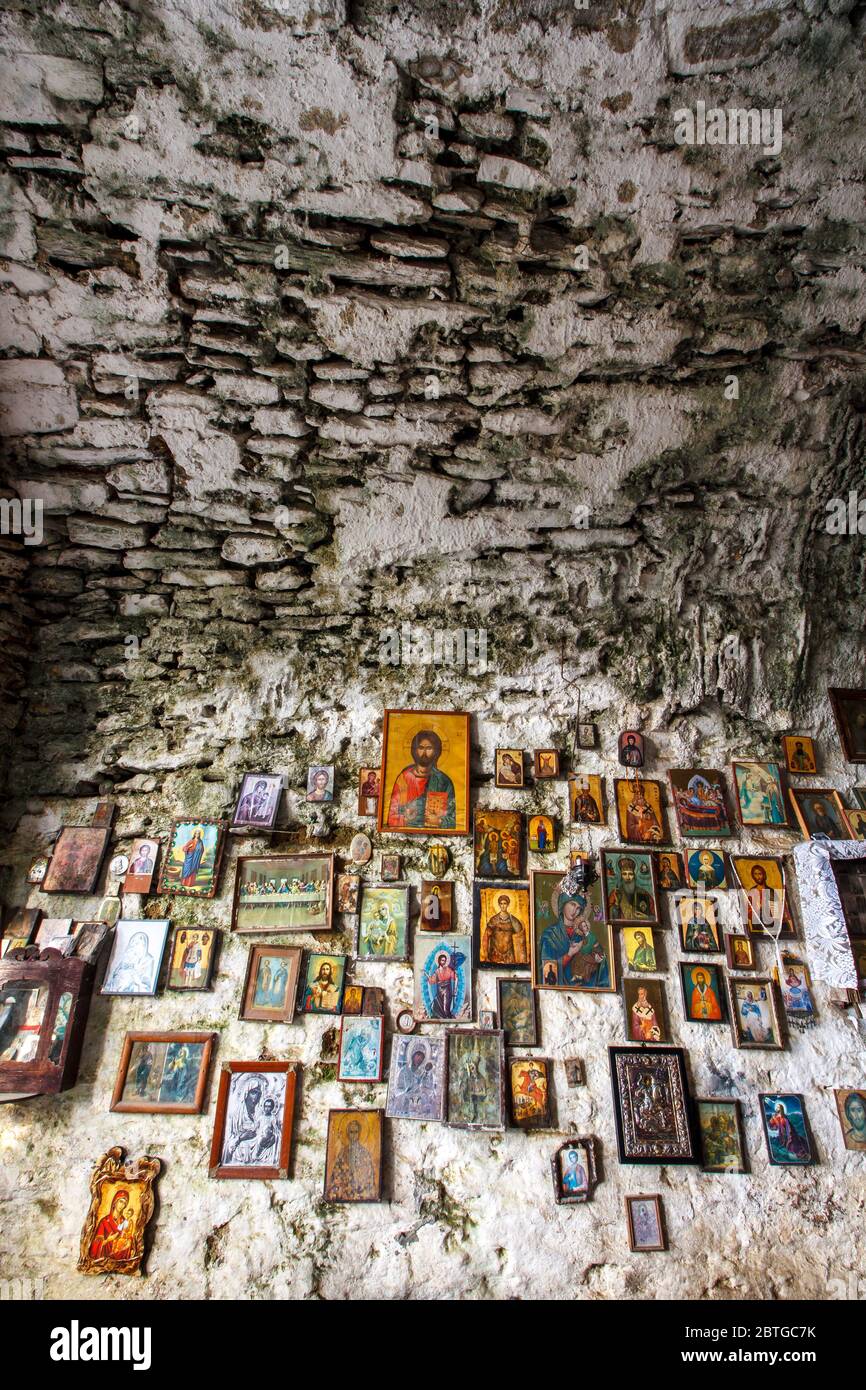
<box><xmin>338</xmin><ymin>1015</ymin><xmax>384</xmax><ymax>1083</ymax></box>
<box><xmin>231</xmin><ymin>773</ymin><xmax>283</xmax><ymax>832</ymax></box>
<box><xmin>696</xmin><ymin>1098</ymin><xmax>747</xmax><ymax>1173</ymax></box>
<box><xmin>361</xmin><ymin>987</ymin><xmax>385</xmax><ymax>1016</ymax></box>
<box><xmin>853</xmin><ymin>786</ymin><xmax>866</xmax><ymax>811</ymax></box>
<box><xmin>609</xmin><ymin>1045</ymin><xmax>697</xmax><ymax>1164</ymax></box>
<box><xmin>497</xmin><ymin>976</ymin><xmax>539</xmax><ymax>1048</ymax></box>
<box><xmin>622</xmin><ymin>925</ymin><xmax>657</xmax><ymax>972</ymax></box>
<box><xmin>473</xmin><ymin>808</ymin><xmax>522</xmax><ymax>879</ymax></box>
<box><xmin>847</xmin><ymin>809</ymin><xmax>866</xmax><ymax>840</ymax></box>
<box><xmin>336</xmin><ymin>874</ymin><xmax>360</xmax><ymax>914</ymax></box>
<box><xmin>42</xmin><ymin>826</ymin><xmax>111</xmax><ymax>895</ymax></box>
<box><xmin>576</xmin><ymin>722</ymin><xmax>597</xmax><ymax>748</ymax></box>
<box><xmin>2</xmin><ymin>907</ymin><xmax>41</xmax><ymax>950</ymax></box>
<box><xmin>531</xmin><ymin>868</ymin><xmax>616</xmax><ymax>992</ymax></box>
<box><xmin>625</xmin><ymin>1194</ymin><xmax>666</xmax><ymax>1251</ymax></box>
<box><xmin>495</xmin><ymin>748</ymin><xmax>525</xmax><ymax>789</ymax></box>
<box><xmin>426</xmin><ymin>842</ymin><xmax>450</xmax><ymax>877</ymax></box>
<box><xmin>159</xmin><ymin>820</ymin><xmax>225</xmax><ymax>899</ymax></box>
<box><xmin>447</xmin><ymin>1029</ymin><xmax>506</xmax><ymax>1130</ymax></box>
<box><xmin>26</xmin><ymin>855</ymin><xmax>51</xmax><ymax>886</ymax></box>
<box><xmin>358</xmin><ymin>884</ymin><xmax>409</xmax><ymax>961</ymax></box>
<box><xmin>109</xmin><ymin>854</ymin><xmax>129</xmax><ymax>880</ymax></box>
<box><xmin>122</xmin><ymin>839</ymin><xmax>160</xmax><ymax>895</ymax></box>
<box><xmin>378</xmin><ymin>709</ymin><xmax>470</xmax><ymax>835</ymax></box>
<box><xmin>773</xmin><ymin>954</ymin><xmax>816</xmax><ymax>1025</ymax></box>
<box><xmin>479</xmin><ymin>1009</ymin><xmax>496</xmax><ymax>1029</ymax></box>
<box><xmin>685</xmin><ymin>848</ymin><xmax>727</xmax><ymax>891</ymax></box>
<box><xmin>834</xmin><ymin>1088</ymin><xmax>866</xmax><ymax>1152</ymax></box>
<box><xmin>70</xmin><ymin>920</ymin><xmax>109</xmax><ymax>964</ymax></box>
<box><xmin>357</xmin><ymin>767</ymin><xmax>381</xmax><ymax>817</ymax></box>
<box><xmin>240</xmin><ymin>945</ymin><xmax>302</xmax><ymax>1022</ymax></box>
<box><xmin>528</xmin><ymin>814</ymin><xmax>557</xmax><ymax>853</ymax></box>
<box><xmin>306</xmin><ymin>765</ymin><xmax>334</xmax><ymax>802</ymax></box>
<box><xmin>231</xmin><ymin>852</ymin><xmax>333</xmax><ymax>933</ymax></box>
<box><xmin>300</xmin><ymin>953</ymin><xmax>346</xmax><ymax>1015</ymax></box>
<box><xmin>781</xmin><ymin>736</ymin><xmax>817</xmax><ymax>775</ymax></box>
<box><xmin>551</xmin><ymin>1137</ymin><xmax>598</xmax><ymax>1204</ymax></box>
<box><xmin>167</xmin><ymin>926</ymin><xmax>218</xmax><ymax>991</ymax></box>
<box><xmin>342</xmin><ymin>985</ymin><xmax>364</xmax><ymax>1015</ymax></box>
<box><xmin>667</xmin><ymin>768</ymin><xmax>733</xmax><ymax>839</ymax></box>
<box><xmin>420</xmin><ymin>880</ymin><xmax>453</xmax><ymax>932</ymax></box>
<box><xmin>829</xmin><ymin>686</ymin><xmax>866</xmax><ymax>764</ymax></box>
<box><xmin>614</xmin><ymin>778</ymin><xmax>668</xmax><ymax>845</ymax></box>
<box><xmin>727</xmin><ymin>977</ymin><xmax>784</xmax><ymax>1050</ymax></box>
<box><xmin>789</xmin><ymin>787</ymin><xmax>853</xmax><ymax>840</ymax></box>
<box><xmin>564</xmin><ymin>1059</ymin><xmax>584</xmax><ymax>1087</ymax></box>
<box><xmin>78</xmin><ymin>1147</ymin><xmax>161</xmax><ymax>1276</ymax></box>
<box><xmin>731</xmin><ymin>761</ymin><xmax>790</xmax><ymax>828</ymax></box>
<box><xmin>759</xmin><ymin>1093</ymin><xmax>814</xmax><ymax>1166</ymax></box>
<box><xmin>209</xmin><ymin>1062</ymin><xmax>297</xmax><ymax>1179</ymax></box>
<box><xmin>509</xmin><ymin>1057</ymin><xmax>552</xmax><ymax>1129</ymax></box>
<box><xmin>395</xmin><ymin>1007</ymin><xmax>416</xmax><ymax>1034</ymax></box>
<box><xmin>101</xmin><ymin>920</ymin><xmax>170</xmax><ymax>998</ymax></box>
<box><xmin>350</xmin><ymin>833</ymin><xmax>373</xmax><ymax>865</ymax></box>
<box><xmin>323</xmin><ymin>1109</ymin><xmax>384</xmax><ymax>1202</ymax></box>
<box><xmin>623</xmin><ymin>978</ymin><xmax>667</xmax><ymax>1043</ymax></box>
<box><xmin>473</xmin><ymin>882</ymin><xmax>530</xmax><ymax>969</ymax></box>
<box><xmin>413</xmin><ymin>933</ymin><xmax>472</xmax><ymax>1022</ymax></box>
<box><xmin>724</xmin><ymin>932</ymin><xmax>755</xmax><ymax>971</ymax></box>
<box><xmin>386</xmin><ymin>1034</ymin><xmax>447</xmax><ymax>1121</ymax></box>
<box><xmin>618</xmin><ymin>732</ymin><xmax>645</xmax><ymax>768</ymax></box>
<box><xmin>678</xmin><ymin>962</ymin><xmax>726</xmax><ymax>1024</ymax></box>
<box><xmin>728</xmin><ymin>855</ymin><xmax>796</xmax><ymax>938</ymax></box>
<box><xmin>675</xmin><ymin>892</ymin><xmax>722</xmax><ymax>953</ymax></box>
<box><xmin>600</xmin><ymin>849</ymin><xmax>660</xmax><ymax>925</ymax></box>
<box><xmin>534</xmin><ymin>749</ymin><xmax>560</xmax><ymax>779</ymax></box>
<box><xmin>380</xmin><ymin>853</ymin><xmax>401</xmax><ymax>882</ymax></box>
<box><xmin>654</xmin><ymin>850</ymin><xmax>684</xmax><ymax>891</ymax></box>
<box><xmin>568</xmin><ymin>773</ymin><xmax>606</xmax><ymax>825</ymax></box>
<box><xmin>110</xmin><ymin>1032</ymin><xmax>215</xmax><ymax>1114</ymax></box>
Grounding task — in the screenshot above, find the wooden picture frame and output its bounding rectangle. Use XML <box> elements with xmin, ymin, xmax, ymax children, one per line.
<box><xmin>678</xmin><ymin>962</ymin><xmax>727</xmax><ymax>1024</ymax></box>
<box><xmin>413</xmin><ymin>933</ymin><xmax>472</xmax><ymax>1022</ymax></box>
<box><xmin>495</xmin><ymin>748</ymin><xmax>525</xmax><ymax>789</ymax></box>
<box><xmin>622</xmin><ymin>925</ymin><xmax>657</xmax><ymax>972</ymax></box>
<box><xmin>834</xmin><ymin>1088</ymin><xmax>866</xmax><ymax>1152</ymax></box>
<box><xmin>336</xmin><ymin>873</ymin><xmax>361</xmax><ymax>915</ymax></box>
<box><xmin>674</xmin><ymin>891</ymin><xmax>723</xmax><ymax>953</ymax></box>
<box><xmin>378</xmin><ymin>709</ymin><xmax>471</xmax><ymax>835</ymax></box>
<box><xmin>696</xmin><ymin>1097</ymin><xmax>747</xmax><ymax>1173</ymax></box>
<box><xmin>337</xmin><ymin>1014</ymin><xmax>385</xmax><ymax>1083</ymax></box>
<box><xmin>534</xmin><ymin>749</ymin><xmax>560</xmax><ymax>779</ymax></box>
<box><xmin>731</xmin><ymin>761</ymin><xmax>790</xmax><ymax>829</ymax></box>
<box><xmin>625</xmin><ymin>1194</ymin><xmax>666</xmax><ymax>1251</ymax></box>
<box><xmin>654</xmin><ymin>850</ymin><xmax>684</xmax><ymax>891</ymax></box>
<box><xmin>230</xmin><ymin>772</ymin><xmax>283</xmax><ymax>833</ymax></box>
<box><xmin>724</xmin><ymin>932</ymin><xmax>755</xmax><ymax>971</ymax></box>
<box><xmin>101</xmin><ymin>919</ymin><xmax>171</xmax><ymax>998</ymax></box>
<box><xmin>614</xmin><ymin>777</ymin><xmax>670</xmax><ymax>846</ymax></box>
<box><xmin>727</xmin><ymin>976</ymin><xmax>785</xmax><ymax>1050</ymax></box>
<box><xmin>759</xmin><ymin>1092</ymin><xmax>815</xmax><ymax>1166</ymax></box>
<box><xmin>323</xmin><ymin>1109</ymin><xmax>384</xmax><ymax>1202</ymax></box>
<box><xmin>551</xmin><ymin>1135</ymin><xmax>599</xmax><ymax>1204</ymax></box>
<box><xmin>420</xmin><ymin>880</ymin><xmax>453</xmax><ymax>932</ymax></box>
<box><xmin>624</xmin><ymin>977</ymin><xmax>668</xmax><ymax>1042</ymax></box>
<box><xmin>298</xmin><ymin>952</ymin><xmax>347</xmax><ymax>1015</ymax></box>
<box><xmin>77</xmin><ymin>1147</ymin><xmax>161</xmax><ymax>1276</ymax></box>
<box><xmin>609</xmin><ymin>1045</ymin><xmax>697</xmax><ymax>1164</ymax></box>
<box><xmin>0</xmin><ymin>949</ymin><xmax>96</xmax><ymax>1095</ymax></box>
<box><xmin>782</xmin><ymin>735</ymin><xmax>817</xmax><ymax>775</ymax></box>
<box><xmin>239</xmin><ymin>945</ymin><xmax>302</xmax><ymax>1022</ymax></box>
<box><xmin>446</xmin><ymin>1028</ymin><xmax>506</xmax><ymax>1131</ymax></box>
<box><xmin>728</xmin><ymin>854</ymin><xmax>796</xmax><ymax>938</ymax></box>
<box><xmin>829</xmin><ymin>687</ymin><xmax>866</xmax><ymax>764</ymax></box>
<box><xmin>600</xmin><ymin>848</ymin><xmax>661</xmax><ymax>926</ymax></box>
<box><xmin>231</xmin><ymin>852</ymin><xmax>334</xmax><ymax>933</ymax></box>
<box><xmin>166</xmin><ymin>926</ymin><xmax>219</xmax><ymax>991</ymax></box>
<box><xmin>508</xmin><ymin>1055</ymin><xmax>552</xmax><ymax>1129</ymax></box>
<box><xmin>789</xmin><ymin>786</ymin><xmax>853</xmax><ymax>840</ymax></box>
<box><xmin>618</xmin><ymin>732</ymin><xmax>645</xmax><ymax>768</ymax></box>
<box><xmin>497</xmin><ymin>976</ymin><xmax>539</xmax><ymax>1048</ymax></box>
<box><xmin>473</xmin><ymin>807</ymin><xmax>523</xmax><ymax>879</ymax></box>
<box><xmin>475</xmin><ymin>880</ymin><xmax>530</xmax><ymax>970</ymax></box>
<box><xmin>568</xmin><ymin>773</ymin><xmax>606</xmax><ymax>826</ymax></box>
<box><xmin>122</xmin><ymin>838</ymin><xmax>160</xmax><ymax>895</ymax></box>
<box><xmin>209</xmin><ymin>1060</ymin><xmax>297</xmax><ymax>1180</ymax></box>
<box><xmin>528</xmin><ymin>814</ymin><xmax>557</xmax><ymax>853</ymax></box>
<box><xmin>357</xmin><ymin>882</ymin><xmax>410</xmax><ymax>961</ymax></box>
<box><xmin>667</xmin><ymin>768</ymin><xmax>733</xmax><ymax>839</ymax></box>
<box><xmin>531</xmin><ymin>867</ymin><xmax>616</xmax><ymax>992</ymax></box>
<box><xmin>774</xmin><ymin>955</ymin><xmax>817</xmax><ymax>1024</ymax></box>
<box><xmin>42</xmin><ymin>827</ymin><xmax>111</xmax><ymax>895</ymax></box>
<box><xmin>357</xmin><ymin>767</ymin><xmax>381</xmax><ymax>817</ymax></box>
<box><xmin>158</xmin><ymin>819</ymin><xmax>226</xmax><ymax>899</ymax></box>
<box><xmin>684</xmin><ymin>847</ymin><xmax>728</xmax><ymax>891</ymax></box>
<box><xmin>110</xmin><ymin>1031</ymin><xmax>215</xmax><ymax>1114</ymax></box>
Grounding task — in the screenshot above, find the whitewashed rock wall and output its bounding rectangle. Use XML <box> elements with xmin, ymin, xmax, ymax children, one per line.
<box><xmin>0</xmin><ymin>0</ymin><xmax>865</xmax><ymax>1301</ymax></box>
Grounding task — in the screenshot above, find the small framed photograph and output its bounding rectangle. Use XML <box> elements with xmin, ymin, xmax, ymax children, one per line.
<box><xmin>2</xmin><ymin>907</ymin><xmax>42</xmax><ymax>948</ymax></box>
<box><xmin>508</xmin><ymin>1056</ymin><xmax>552</xmax><ymax>1129</ymax></box>
<box><xmin>479</xmin><ymin>1009</ymin><xmax>496</xmax><ymax>1029</ymax></box>
<box><xmin>70</xmin><ymin>920</ymin><xmax>109</xmax><ymax>963</ymax></box>
<box><xmin>361</xmin><ymin>986</ymin><xmax>385</xmax><ymax>1016</ymax></box>
<box><xmin>336</xmin><ymin>874</ymin><xmax>360</xmax><ymax>914</ymax></box>
<box><xmin>724</xmin><ymin>932</ymin><xmax>755</xmax><ymax>971</ymax></box>
<box><xmin>528</xmin><ymin>814</ymin><xmax>557</xmax><ymax>853</ymax></box>
<box><xmin>759</xmin><ymin>1093</ymin><xmax>815</xmax><ymax>1166</ymax></box>
<box><xmin>497</xmin><ymin>976</ymin><xmax>539</xmax><ymax>1047</ymax></box>
<box><xmin>564</xmin><ymin>1058</ymin><xmax>585</xmax><ymax>1087</ymax></box>
<box><xmin>42</xmin><ymin>827</ymin><xmax>111</xmax><ymax>895</ymax></box>
<box><xmin>624</xmin><ymin>977</ymin><xmax>668</xmax><ymax>1042</ymax></box>
<box><xmin>667</xmin><ymin>768</ymin><xmax>734</xmax><ymax>839</ymax></box>
<box><xmin>323</xmin><ymin>1109</ymin><xmax>384</xmax><ymax>1202</ymax></box>
<box><xmin>684</xmin><ymin>848</ymin><xmax>727</xmax><ymax>890</ymax></box>
<box><xmin>342</xmin><ymin>984</ymin><xmax>364</xmax><ymax>1015</ymax></box>
<box><xmin>654</xmin><ymin>850</ymin><xmax>684</xmax><ymax>891</ymax></box>
<box><xmin>679</xmin><ymin>962</ymin><xmax>727</xmax><ymax>1024</ymax></box>
<box><xmin>167</xmin><ymin>926</ymin><xmax>218</xmax><ymax>991</ymax></box>
<box><xmin>209</xmin><ymin>1061</ymin><xmax>297</xmax><ymax>1179</ymax></box>
<box><xmin>306</xmin><ymin>765</ymin><xmax>334</xmax><ymax>802</ymax></box>
<box><xmin>576</xmin><ymin>722</ymin><xmax>597</xmax><ymax>748</ymax></box>
<box><xmin>847</xmin><ymin>808</ymin><xmax>866</xmax><ymax>840</ymax></box>
<box><xmin>834</xmin><ymin>1088</ymin><xmax>866</xmax><ymax>1151</ymax></box>
<box><xmin>475</xmin><ymin>880</ymin><xmax>530</xmax><ymax>970</ymax></box>
<box><xmin>231</xmin><ymin>773</ymin><xmax>283</xmax><ymax>832</ymax></box>
<box><xmin>727</xmin><ymin>977</ymin><xmax>784</xmax><ymax>1049</ymax></box>
<box><xmin>299</xmin><ymin>953</ymin><xmax>346</xmax><ymax>1015</ymax></box>
<box><xmin>789</xmin><ymin>787</ymin><xmax>853</xmax><ymax>839</ymax></box>
<box><xmin>232</xmin><ymin>852</ymin><xmax>334</xmax><ymax>933</ymax></box>
<box><xmin>569</xmin><ymin>773</ymin><xmax>606</xmax><ymax>825</ymax></box>
<box><xmin>386</xmin><ymin>1034</ymin><xmax>447</xmax><ymax>1121</ymax></box>
<box><xmin>625</xmin><ymin>1195</ymin><xmax>666</xmax><ymax>1251</ymax></box>
<box><xmin>601</xmin><ymin>849</ymin><xmax>661</xmax><ymax>926</ymax></box>
<box><xmin>731</xmin><ymin>761</ymin><xmax>790</xmax><ymax>828</ymax></box>
<box><xmin>618</xmin><ymin>732</ymin><xmax>645</xmax><ymax>768</ymax></box>
<box><xmin>378</xmin><ymin>710</ymin><xmax>471</xmax><ymax>835</ymax></box>
<box><xmin>395</xmin><ymin>1007</ymin><xmax>417</xmax><ymax>1035</ymax></box>
<box><xmin>551</xmin><ymin>1136</ymin><xmax>598</xmax><ymax>1204</ymax></box>
<box><xmin>123</xmin><ymin>839</ymin><xmax>160</xmax><ymax>895</ymax></box>
<box><xmin>447</xmin><ymin>1028</ymin><xmax>506</xmax><ymax>1130</ymax></box>
<box><xmin>101</xmin><ymin>919</ymin><xmax>170</xmax><ymax>997</ymax></box>
<box><xmin>357</xmin><ymin>767</ymin><xmax>381</xmax><ymax>816</ymax></box>
<box><xmin>675</xmin><ymin>892</ymin><xmax>722</xmax><ymax>952</ymax></box>
<box><xmin>420</xmin><ymin>880</ymin><xmax>453</xmax><ymax>931</ymax></box>
<box><xmin>828</xmin><ymin>686</ymin><xmax>866</xmax><ymax>764</ymax></box>
<box><xmin>380</xmin><ymin>853</ymin><xmax>401</xmax><ymax>882</ymax></box>
<box><xmin>782</xmin><ymin>736</ymin><xmax>817</xmax><ymax>775</ymax></box>
<box><xmin>413</xmin><ymin>933</ymin><xmax>472</xmax><ymax>1022</ymax></box>
<box><xmin>159</xmin><ymin>820</ymin><xmax>226</xmax><ymax>899</ymax></box>
<box><xmin>337</xmin><ymin>1015</ymin><xmax>384</xmax><ymax>1083</ymax></box>
<box><xmin>473</xmin><ymin>807</ymin><xmax>523</xmax><ymax>879</ymax></box>
<box><xmin>240</xmin><ymin>945</ymin><xmax>302</xmax><ymax>1022</ymax></box>
<box><xmin>534</xmin><ymin>749</ymin><xmax>560</xmax><ymax>779</ymax></box>
<box><xmin>696</xmin><ymin>1098</ymin><xmax>747</xmax><ymax>1173</ymax></box>
<box><xmin>622</xmin><ymin>925</ymin><xmax>657</xmax><ymax>972</ymax></box>
<box><xmin>358</xmin><ymin>883</ymin><xmax>410</xmax><ymax>961</ymax></box>
<box><xmin>110</xmin><ymin>1031</ymin><xmax>215</xmax><ymax>1114</ymax></box>
<box><xmin>495</xmin><ymin>748</ymin><xmax>524</xmax><ymax>788</ymax></box>
<box><xmin>614</xmin><ymin>777</ymin><xmax>669</xmax><ymax>846</ymax></box>
<box><xmin>774</xmin><ymin>955</ymin><xmax>817</xmax><ymax>1023</ymax></box>
<box><xmin>26</xmin><ymin>855</ymin><xmax>51</xmax><ymax>886</ymax></box>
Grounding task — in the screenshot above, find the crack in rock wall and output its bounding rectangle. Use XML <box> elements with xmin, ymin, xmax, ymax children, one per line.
<box><xmin>0</xmin><ymin>0</ymin><xmax>865</xmax><ymax>1300</ymax></box>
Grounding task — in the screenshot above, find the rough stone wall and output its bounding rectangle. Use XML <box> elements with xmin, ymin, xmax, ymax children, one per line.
<box><xmin>1</xmin><ymin>0</ymin><xmax>865</xmax><ymax>1300</ymax></box>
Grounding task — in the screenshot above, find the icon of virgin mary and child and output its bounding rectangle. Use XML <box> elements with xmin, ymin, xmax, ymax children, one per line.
<box><xmin>539</xmin><ymin>891</ymin><xmax>610</xmax><ymax>989</ymax></box>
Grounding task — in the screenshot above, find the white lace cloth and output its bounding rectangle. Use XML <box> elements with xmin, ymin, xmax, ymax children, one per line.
<box><xmin>792</xmin><ymin>839</ymin><xmax>864</xmax><ymax>989</ymax></box>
